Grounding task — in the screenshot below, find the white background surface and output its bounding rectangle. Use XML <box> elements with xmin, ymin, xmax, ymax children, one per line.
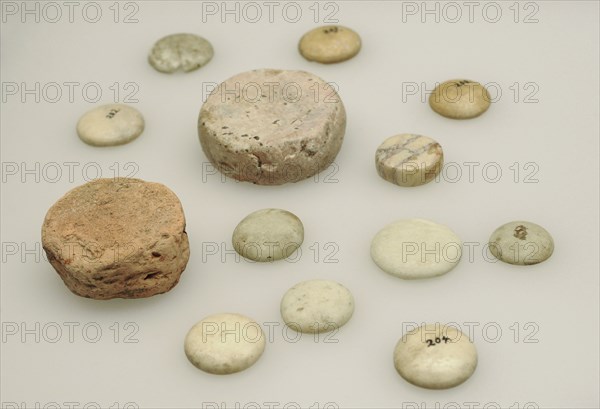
<box><xmin>1</xmin><ymin>1</ymin><xmax>599</xmax><ymax>408</ymax></box>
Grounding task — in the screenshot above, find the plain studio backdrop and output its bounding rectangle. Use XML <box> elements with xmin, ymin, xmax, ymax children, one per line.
<box><xmin>1</xmin><ymin>1</ymin><xmax>599</xmax><ymax>408</ymax></box>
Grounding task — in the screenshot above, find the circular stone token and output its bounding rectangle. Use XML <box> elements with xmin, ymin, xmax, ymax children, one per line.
<box><xmin>488</xmin><ymin>221</ymin><xmax>554</xmax><ymax>265</ymax></box>
<box><xmin>76</xmin><ymin>104</ymin><xmax>144</xmax><ymax>146</ymax></box>
<box><xmin>429</xmin><ymin>79</ymin><xmax>491</xmax><ymax>119</ymax></box>
<box><xmin>232</xmin><ymin>209</ymin><xmax>304</xmax><ymax>262</ymax></box>
<box><xmin>148</xmin><ymin>33</ymin><xmax>213</xmax><ymax>73</ymax></box>
<box><xmin>375</xmin><ymin>134</ymin><xmax>444</xmax><ymax>187</ymax></box>
<box><xmin>394</xmin><ymin>324</ymin><xmax>477</xmax><ymax>389</ymax></box>
<box><xmin>198</xmin><ymin>69</ymin><xmax>346</xmax><ymax>185</ymax></box>
<box><xmin>41</xmin><ymin>178</ymin><xmax>190</xmax><ymax>300</ymax></box>
<box><xmin>298</xmin><ymin>25</ymin><xmax>361</xmax><ymax>63</ymax></box>
<box><xmin>370</xmin><ymin>219</ymin><xmax>462</xmax><ymax>279</ymax></box>
<box><xmin>184</xmin><ymin>313</ymin><xmax>266</xmax><ymax>375</ymax></box>
<box><xmin>280</xmin><ymin>279</ymin><xmax>354</xmax><ymax>333</ymax></box>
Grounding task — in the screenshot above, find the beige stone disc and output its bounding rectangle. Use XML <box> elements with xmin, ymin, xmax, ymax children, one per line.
<box><xmin>429</xmin><ymin>79</ymin><xmax>491</xmax><ymax>119</ymax></box>
<box><xmin>76</xmin><ymin>104</ymin><xmax>144</xmax><ymax>147</ymax></box>
<box><xmin>298</xmin><ymin>25</ymin><xmax>361</xmax><ymax>63</ymax></box>
<box><xmin>489</xmin><ymin>221</ymin><xmax>554</xmax><ymax>265</ymax></box>
<box><xmin>280</xmin><ymin>279</ymin><xmax>355</xmax><ymax>333</ymax></box>
<box><xmin>394</xmin><ymin>324</ymin><xmax>478</xmax><ymax>389</ymax></box>
<box><xmin>184</xmin><ymin>313</ymin><xmax>266</xmax><ymax>375</ymax></box>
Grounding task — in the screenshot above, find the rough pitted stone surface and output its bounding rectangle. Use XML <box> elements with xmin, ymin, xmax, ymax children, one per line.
<box><xmin>41</xmin><ymin>178</ymin><xmax>190</xmax><ymax>300</ymax></box>
<box><xmin>198</xmin><ymin>69</ymin><xmax>346</xmax><ymax>185</ymax></box>
<box><xmin>184</xmin><ymin>313</ymin><xmax>266</xmax><ymax>375</ymax></box>
<box><xmin>375</xmin><ymin>134</ymin><xmax>444</xmax><ymax>187</ymax></box>
<box><xmin>77</xmin><ymin>104</ymin><xmax>144</xmax><ymax>147</ymax></box>
<box><xmin>394</xmin><ymin>324</ymin><xmax>478</xmax><ymax>389</ymax></box>
<box><xmin>489</xmin><ymin>221</ymin><xmax>554</xmax><ymax>265</ymax></box>
<box><xmin>429</xmin><ymin>79</ymin><xmax>491</xmax><ymax>119</ymax></box>
<box><xmin>280</xmin><ymin>279</ymin><xmax>354</xmax><ymax>334</ymax></box>
<box><xmin>298</xmin><ymin>25</ymin><xmax>361</xmax><ymax>63</ymax></box>
<box><xmin>148</xmin><ymin>33</ymin><xmax>213</xmax><ymax>73</ymax></box>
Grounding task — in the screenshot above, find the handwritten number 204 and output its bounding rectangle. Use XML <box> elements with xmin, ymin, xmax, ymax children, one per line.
<box><xmin>426</xmin><ymin>336</ymin><xmax>451</xmax><ymax>347</ymax></box>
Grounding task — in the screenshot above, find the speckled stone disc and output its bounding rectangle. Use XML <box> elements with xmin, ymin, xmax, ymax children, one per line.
<box><xmin>76</xmin><ymin>104</ymin><xmax>144</xmax><ymax>147</ymax></box>
<box><xmin>394</xmin><ymin>323</ymin><xmax>478</xmax><ymax>389</ymax></box>
<box><xmin>148</xmin><ymin>33</ymin><xmax>213</xmax><ymax>73</ymax></box>
<box><xmin>488</xmin><ymin>221</ymin><xmax>554</xmax><ymax>265</ymax></box>
<box><xmin>375</xmin><ymin>134</ymin><xmax>443</xmax><ymax>187</ymax></box>
<box><xmin>429</xmin><ymin>79</ymin><xmax>491</xmax><ymax>119</ymax></box>
<box><xmin>370</xmin><ymin>219</ymin><xmax>462</xmax><ymax>279</ymax></box>
<box><xmin>280</xmin><ymin>279</ymin><xmax>354</xmax><ymax>333</ymax></box>
<box><xmin>298</xmin><ymin>25</ymin><xmax>361</xmax><ymax>63</ymax></box>
<box><xmin>184</xmin><ymin>313</ymin><xmax>266</xmax><ymax>375</ymax></box>
<box><xmin>232</xmin><ymin>208</ymin><xmax>304</xmax><ymax>262</ymax></box>
<box><xmin>198</xmin><ymin>69</ymin><xmax>346</xmax><ymax>185</ymax></box>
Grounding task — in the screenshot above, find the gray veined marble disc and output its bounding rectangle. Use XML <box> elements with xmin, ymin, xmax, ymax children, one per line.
<box><xmin>370</xmin><ymin>219</ymin><xmax>462</xmax><ymax>279</ymax></box>
<box><xmin>198</xmin><ymin>69</ymin><xmax>346</xmax><ymax>185</ymax></box>
<box><xmin>184</xmin><ymin>313</ymin><xmax>266</xmax><ymax>375</ymax></box>
<box><xmin>429</xmin><ymin>79</ymin><xmax>491</xmax><ymax>119</ymax></box>
<box><xmin>76</xmin><ymin>104</ymin><xmax>144</xmax><ymax>147</ymax></box>
<box><xmin>488</xmin><ymin>221</ymin><xmax>554</xmax><ymax>265</ymax></box>
<box><xmin>148</xmin><ymin>33</ymin><xmax>213</xmax><ymax>73</ymax></box>
<box><xmin>232</xmin><ymin>209</ymin><xmax>304</xmax><ymax>262</ymax></box>
<box><xmin>280</xmin><ymin>279</ymin><xmax>354</xmax><ymax>333</ymax></box>
<box><xmin>298</xmin><ymin>25</ymin><xmax>361</xmax><ymax>63</ymax></box>
<box><xmin>375</xmin><ymin>134</ymin><xmax>444</xmax><ymax>187</ymax></box>
<box><xmin>394</xmin><ymin>324</ymin><xmax>478</xmax><ymax>389</ymax></box>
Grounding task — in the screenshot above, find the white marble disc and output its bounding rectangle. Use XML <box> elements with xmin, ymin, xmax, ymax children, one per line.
<box><xmin>394</xmin><ymin>323</ymin><xmax>478</xmax><ymax>389</ymax></box>
<box><xmin>76</xmin><ymin>104</ymin><xmax>144</xmax><ymax>147</ymax></box>
<box><xmin>184</xmin><ymin>313</ymin><xmax>266</xmax><ymax>375</ymax></box>
<box><xmin>371</xmin><ymin>219</ymin><xmax>462</xmax><ymax>279</ymax></box>
<box><xmin>280</xmin><ymin>279</ymin><xmax>354</xmax><ymax>333</ymax></box>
